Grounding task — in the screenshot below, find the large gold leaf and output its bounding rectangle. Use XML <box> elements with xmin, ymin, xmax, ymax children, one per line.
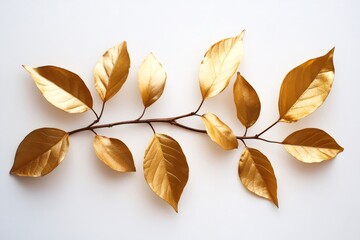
<box><xmin>238</xmin><ymin>148</ymin><xmax>278</xmax><ymax>207</ymax></box>
<box><xmin>199</xmin><ymin>31</ymin><xmax>245</xmax><ymax>99</ymax></box>
<box><xmin>24</xmin><ymin>65</ymin><xmax>93</xmax><ymax>113</ymax></box>
<box><xmin>93</xmin><ymin>135</ymin><xmax>135</xmax><ymax>172</ymax></box>
<box><xmin>201</xmin><ymin>113</ymin><xmax>238</xmax><ymax>150</ymax></box>
<box><xmin>138</xmin><ymin>53</ymin><xmax>167</xmax><ymax>107</ymax></box>
<box><xmin>233</xmin><ymin>72</ymin><xmax>261</xmax><ymax>128</ymax></box>
<box><xmin>278</xmin><ymin>48</ymin><xmax>335</xmax><ymax>122</ymax></box>
<box><xmin>10</xmin><ymin>128</ymin><xmax>69</xmax><ymax>177</ymax></box>
<box><xmin>282</xmin><ymin>128</ymin><xmax>344</xmax><ymax>163</ymax></box>
<box><xmin>94</xmin><ymin>41</ymin><xmax>130</xmax><ymax>102</ymax></box>
<box><xmin>143</xmin><ymin>134</ymin><xmax>189</xmax><ymax>212</ymax></box>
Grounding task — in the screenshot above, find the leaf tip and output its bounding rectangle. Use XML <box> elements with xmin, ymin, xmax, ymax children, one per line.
<box><xmin>239</xmin><ymin>29</ymin><xmax>245</xmax><ymax>37</ymax></box>
<box><xmin>22</xmin><ymin>65</ymin><xmax>32</xmax><ymax>72</ymax></box>
<box><xmin>339</xmin><ymin>145</ymin><xmax>344</xmax><ymax>153</ymax></box>
<box><xmin>273</xmin><ymin>197</ymin><xmax>279</xmax><ymax>208</ymax></box>
<box><xmin>172</xmin><ymin>204</ymin><xmax>179</xmax><ymax>213</ymax></box>
<box><xmin>118</xmin><ymin>40</ymin><xmax>127</xmax><ymax>50</ymax></box>
<box><xmin>325</xmin><ymin>47</ymin><xmax>335</xmax><ymax>59</ymax></box>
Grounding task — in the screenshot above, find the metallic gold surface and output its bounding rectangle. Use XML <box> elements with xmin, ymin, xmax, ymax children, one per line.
<box><xmin>143</xmin><ymin>134</ymin><xmax>189</xmax><ymax>212</ymax></box>
<box><xmin>282</xmin><ymin>128</ymin><xmax>344</xmax><ymax>163</ymax></box>
<box><xmin>239</xmin><ymin>148</ymin><xmax>278</xmax><ymax>207</ymax></box>
<box><xmin>201</xmin><ymin>113</ymin><xmax>238</xmax><ymax>150</ymax></box>
<box><xmin>94</xmin><ymin>41</ymin><xmax>130</xmax><ymax>102</ymax></box>
<box><xmin>199</xmin><ymin>31</ymin><xmax>244</xmax><ymax>99</ymax></box>
<box><xmin>93</xmin><ymin>135</ymin><xmax>135</xmax><ymax>172</ymax></box>
<box><xmin>138</xmin><ymin>53</ymin><xmax>167</xmax><ymax>107</ymax></box>
<box><xmin>24</xmin><ymin>65</ymin><xmax>93</xmax><ymax>113</ymax></box>
<box><xmin>278</xmin><ymin>48</ymin><xmax>335</xmax><ymax>122</ymax></box>
<box><xmin>233</xmin><ymin>72</ymin><xmax>261</xmax><ymax>128</ymax></box>
<box><xmin>10</xmin><ymin>128</ymin><xmax>69</xmax><ymax>177</ymax></box>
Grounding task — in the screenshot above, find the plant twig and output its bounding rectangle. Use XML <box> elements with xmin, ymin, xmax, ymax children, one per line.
<box><xmin>194</xmin><ymin>98</ymin><xmax>205</xmax><ymax>114</ymax></box>
<box><xmin>147</xmin><ymin>122</ymin><xmax>156</xmax><ymax>133</ymax></box>
<box><xmin>98</xmin><ymin>102</ymin><xmax>106</xmax><ymax>120</ymax></box>
<box><xmin>256</xmin><ymin>119</ymin><xmax>280</xmax><ymax>137</ymax></box>
<box><xmin>68</xmin><ymin>111</ymin><xmax>282</xmax><ymax>145</ymax></box>
<box><xmin>137</xmin><ymin>107</ymin><xmax>147</xmax><ymax>120</ymax></box>
<box><xmin>91</xmin><ymin>108</ymin><xmax>99</xmax><ymax>120</ymax></box>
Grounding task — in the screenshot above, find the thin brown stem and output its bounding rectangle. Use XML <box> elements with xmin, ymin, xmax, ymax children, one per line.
<box><xmin>147</xmin><ymin>122</ymin><xmax>156</xmax><ymax>133</ymax></box>
<box><xmin>240</xmin><ymin>139</ymin><xmax>247</xmax><ymax>147</ymax></box>
<box><xmin>194</xmin><ymin>98</ymin><xmax>205</xmax><ymax>114</ymax></box>
<box><xmin>98</xmin><ymin>102</ymin><xmax>106</xmax><ymax>120</ymax></box>
<box><xmin>256</xmin><ymin>119</ymin><xmax>280</xmax><ymax>137</ymax></box>
<box><xmin>69</xmin><ymin>105</ymin><xmax>281</xmax><ymax>146</ymax></box>
<box><xmin>69</xmin><ymin>116</ymin><xmax>281</xmax><ymax>146</ymax></box>
<box><xmin>170</xmin><ymin>121</ymin><xmax>207</xmax><ymax>134</ymax></box>
<box><xmin>91</xmin><ymin>108</ymin><xmax>99</xmax><ymax>120</ymax></box>
<box><xmin>88</xmin><ymin>102</ymin><xmax>106</xmax><ymax>128</ymax></box>
<box><xmin>256</xmin><ymin>138</ymin><xmax>281</xmax><ymax>144</ymax></box>
<box><xmin>240</xmin><ymin>136</ymin><xmax>281</xmax><ymax>144</ymax></box>
<box><xmin>137</xmin><ymin>107</ymin><xmax>146</xmax><ymax>120</ymax></box>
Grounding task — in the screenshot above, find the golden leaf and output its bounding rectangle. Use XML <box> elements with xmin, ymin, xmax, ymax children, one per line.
<box><xmin>199</xmin><ymin>30</ymin><xmax>245</xmax><ymax>99</ymax></box>
<box><xmin>94</xmin><ymin>41</ymin><xmax>130</xmax><ymax>102</ymax></box>
<box><xmin>233</xmin><ymin>72</ymin><xmax>261</xmax><ymax>128</ymax></box>
<box><xmin>201</xmin><ymin>113</ymin><xmax>238</xmax><ymax>150</ymax></box>
<box><xmin>143</xmin><ymin>134</ymin><xmax>189</xmax><ymax>212</ymax></box>
<box><xmin>10</xmin><ymin>128</ymin><xmax>69</xmax><ymax>177</ymax></box>
<box><xmin>93</xmin><ymin>135</ymin><xmax>135</xmax><ymax>172</ymax></box>
<box><xmin>278</xmin><ymin>48</ymin><xmax>335</xmax><ymax>122</ymax></box>
<box><xmin>24</xmin><ymin>65</ymin><xmax>93</xmax><ymax>113</ymax></box>
<box><xmin>282</xmin><ymin>128</ymin><xmax>344</xmax><ymax>163</ymax></box>
<box><xmin>138</xmin><ymin>53</ymin><xmax>167</xmax><ymax>107</ymax></box>
<box><xmin>239</xmin><ymin>148</ymin><xmax>278</xmax><ymax>207</ymax></box>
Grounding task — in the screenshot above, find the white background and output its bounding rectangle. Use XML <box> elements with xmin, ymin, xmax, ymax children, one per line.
<box><xmin>0</xmin><ymin>0</ymin><xmax>359</xmax><ymax>239</ymax></box>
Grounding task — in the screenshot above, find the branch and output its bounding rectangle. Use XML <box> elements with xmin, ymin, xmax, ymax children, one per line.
<box><xmin>68</xmin><ymin>113</ymin><xmax>281</xmax><ymax>145</ymax></box>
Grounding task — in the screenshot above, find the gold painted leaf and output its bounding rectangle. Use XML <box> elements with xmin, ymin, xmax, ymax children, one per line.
<box><xmin>282</xmin><ymin>128</ymin><xmax>344</xmax><ymax>163</ymax></box>
<box><xmin>138</xmin><ymin>53</ymin><xmax>167</xmax><ymax>107</ymax></box>
<box><xmin>233</xmin><ymin>72</ymin><xmax>261</xmax><ymax>128</ymax></box>
<box><xmin>199</xmin><ymin>30</ymin><xmax>245</xmax><ymax>99</ymax></box>
<box><xmin>93</xmin><ymin>135</ymin><xmax>135</xmax><ymax>172</ymax></box>
<box><xmin>143</xmin><ymin>134</ymin><xmax>189</xmax><ymax>212</ymax></box>
<box><xmin>239</xmin><ymin>148</ymin><xmax>278</xmax><ymax>207</ymax></box>
<box><xmin>10</xmin><ymin>128</ymin><xmax>69</xmax><ymax>177</ymax></box>
<box><xmin>278</xmin><ymin>48</ymin><xmax>335</xmax><ymax>122</ymax></box>
<box><xmin>201</xmin><ymin>113</ymin><xmax>238</xmax><ymax>150</ymax></box>
<box><xmin>94</xmin><ymin>41</ymin><xmax>130</xmax><ymax>102</ymax></box>
<box><xmin>24</xmin><ymin>65</ymin><xmax>93</xmax><ymax>113</ymax></box>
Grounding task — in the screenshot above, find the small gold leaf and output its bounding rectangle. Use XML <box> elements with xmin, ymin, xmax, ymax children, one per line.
<box><xmin>10</xmin><ymin>128</ymin><xmax>69</xmax><ymax>177</ymax></box>
<box><xmin>239</xmin><ymin>148</ymin><xmax>278</xmax><ymax>207</ymax></box>
<box><xmin>201</xmin><ymin>113</ymin><xmax>238</xmax><ymax>150</ymax></box>
<box><xmin>233</xmin><ymin>72</ymin><xmax>261</xmax><ymax>128</ymax></box>
<box><xmin>143</xmin><ymin>134</ymin><xmax>189</xmax><ymax>212</ymax></box>
<box><xmin>94</xmin><ymin>41</ymin><xmax>130</xmax><ymax>102</ymax></box>
<box><xmin>138</xmin><ymin>53</ymin><xmax>167</xmax><ymax>107</ymax></box>
<box><xmin>199</xmin><ymin>30</ymin><xmax>244</xmax><ymax>99</ymax></box>
<box><xmin>93</xmin><ymin>135</ymin><xmax>136</xmax><ymax>172</ymax></box>
<box><xmin>282</xmin><ymin>128</ymin><xmax>344</xmax><ymax>163</ymax></box>
<box><xmin>23</xmin><ymin>65</ymin><xmax>93</xmax><ymax>113</ymax></box>
<box><xmin>279</xmin><ymin>48</ymin><xmax>335</xmax><ymax>122</ymax></box>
